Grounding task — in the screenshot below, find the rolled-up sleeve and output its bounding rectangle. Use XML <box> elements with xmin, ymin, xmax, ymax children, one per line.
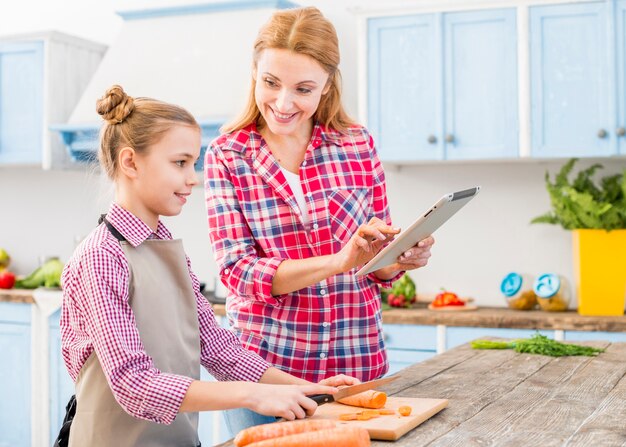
<box><xmin>204</xmin><ymin>144</ymin><xmax>286</xmax><ymax>305</ymax></box>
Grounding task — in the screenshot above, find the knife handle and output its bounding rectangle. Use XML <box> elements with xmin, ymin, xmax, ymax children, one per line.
<box><xmin>309</xmin><ymin>394</ymin><xmax>333</xmax><ymax>405</ymax></box>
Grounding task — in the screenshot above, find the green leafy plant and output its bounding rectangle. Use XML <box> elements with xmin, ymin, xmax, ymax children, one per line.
<box><xmin>531</xmin><ymin>158</ymin><xmax>626</xmax><ymax>230</ymax></box>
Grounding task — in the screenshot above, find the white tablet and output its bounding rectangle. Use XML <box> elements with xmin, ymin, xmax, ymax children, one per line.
<box><xmin>356</xmin><ymin>186</ymin><xmax>481</xmax><ymax>276</ymax></box>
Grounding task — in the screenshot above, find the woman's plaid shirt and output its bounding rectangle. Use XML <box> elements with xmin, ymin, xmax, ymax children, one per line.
<box><xmin>205</xmin><ymin>122</ymin><xmax>399</xmax><ymax>382</ymax></box>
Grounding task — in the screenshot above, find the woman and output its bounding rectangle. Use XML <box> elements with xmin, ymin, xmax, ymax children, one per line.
<box><xmin>204</xmin><ymin>6</ymin><xmax>434</xmax><ymax>433</ymax></box>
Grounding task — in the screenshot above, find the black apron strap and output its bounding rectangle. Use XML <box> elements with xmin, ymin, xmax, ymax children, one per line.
<box><xmin>98</xmin><ymin>214</ymin><xmax>127</xmax><ymax>243</ymax></box>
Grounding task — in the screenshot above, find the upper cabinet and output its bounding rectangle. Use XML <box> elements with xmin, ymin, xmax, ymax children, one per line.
<box><xmin>364</xmin><ymin>0</ymin><xmax>626</xmax><ymax>162</ymax></box>
<box><xmin>0</xmin><ymin>32</ymin><xmax>106</xmax><ymax>168</ymax></box>
<box><xmin>367</xmin><ymin>9</ymin><xmax>518</xmax><ymax>161</ymax></box>
<box><xmin>530</xmin><ymin>2</ymin><xmax>614</xmax><ymax>157</ymax></box>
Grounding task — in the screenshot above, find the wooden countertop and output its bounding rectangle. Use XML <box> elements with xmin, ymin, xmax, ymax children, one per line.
<box><xmin>3</xmin><ymin>290</ymin><xmax>624</xmax><ymax>332</ymax></box>
<box><xmin>217</xmin><ymin>339</ymin><xmax>626</xmax><ymax>446</ymax></box>
<box><xmin>210</xmin><ymin>303</ymin><xmax>626</xmax><ymax>332</ymax></box>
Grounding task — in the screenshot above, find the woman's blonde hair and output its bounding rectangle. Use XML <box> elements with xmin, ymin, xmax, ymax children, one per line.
<box><xmin>223</xmin><ymin>6</ymin><xmax>355</xmax><ymax>134</ymax></box>
<box><xmin>96</xmin><ymin>85</ymin><xmax>199</xmax><ymax>179</ymax></box>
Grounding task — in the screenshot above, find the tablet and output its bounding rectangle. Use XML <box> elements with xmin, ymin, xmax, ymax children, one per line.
<box><xmin>356</xmin><ymin>186</ymin><xmax>481</xmax><ymax>276</ymax></box>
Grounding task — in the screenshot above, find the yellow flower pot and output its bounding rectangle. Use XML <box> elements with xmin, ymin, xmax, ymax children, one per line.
<box><xmin>573</xmin><ymin>229</ymin><xmax>626</xmax><ymax>316</ymax></box>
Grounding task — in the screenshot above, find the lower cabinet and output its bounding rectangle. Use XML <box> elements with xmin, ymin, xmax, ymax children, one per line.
<box><xmin>49</xmin><ymin>309</ymin><xmax>74</xmax><ymax>445</ymax></box>
<box><xmin>383</xmin><ymin>324</ymin><xmax>437</xmax><ymax>374</ymax></box>
<box><xmin>0</xmin><ymin>303</ymin><xmax>31</xmax><ymax>447</ymax></box>
<box><xmin>564</xmin><ymin>330</ymin><xmax>626</xmax><ymax>342</ymax></box>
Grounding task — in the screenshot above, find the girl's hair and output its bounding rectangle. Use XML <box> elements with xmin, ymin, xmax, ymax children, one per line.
<box><xmin>222</xmin><ymin>6</ymin><xmax>355</xmax><ymax>134</ymax></box>
<box><xmin>96</xmin><ymin>85</ymin><xmax>199</xmax><ymax>179</ymax></box>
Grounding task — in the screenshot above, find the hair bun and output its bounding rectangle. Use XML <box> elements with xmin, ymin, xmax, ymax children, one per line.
<box><xmin>96</xmin><ymin>85</ymin><xmax>135</xmax><ymax>124</ymax></box>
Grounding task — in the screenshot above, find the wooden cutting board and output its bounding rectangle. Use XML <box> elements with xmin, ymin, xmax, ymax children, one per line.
<box><xmin>310</xmin><ymin>396</ymin><xmax>448</xmax><ymax>441</ymax></box>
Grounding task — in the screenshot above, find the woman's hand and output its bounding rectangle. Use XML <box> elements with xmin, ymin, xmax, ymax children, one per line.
<box><xmin>333</xmin><ymin>217</ymin><xmax>400</xmax><ymax>274</ymax></box>
<box><xmin>374</xmin><ymin>236</ymin><xmax>435</xmax><ymax>281</ymax></box>
<box><xmin>318</xmin><ymin>374</ymin><xmax>361</xmax><ymax>388</ymax></box>
<box><xmin>247</xmin><ymin>383</ymin><xmax>338</xmax><ymax>420</ymax></box>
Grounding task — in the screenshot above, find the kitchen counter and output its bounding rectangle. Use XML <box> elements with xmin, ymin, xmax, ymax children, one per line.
<box><xmin>3</xmin><ymin>290</ymin><xmax>624</xmax><ymax>332</ymax></box>
<box><xmin>209</xmin><ymin>303</ymin><xmax>626</xmax><ymax>332</ymax></box>
<box><xmin>217</xmin><ymin>339</ymin><xmax>626</xmax><ymax>446</ymax></box>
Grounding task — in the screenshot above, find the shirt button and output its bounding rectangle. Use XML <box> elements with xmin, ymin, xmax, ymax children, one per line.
<box><xmin>302</xmin><ymin>160</ymin><xmax>307</xmax><ymax>166</ymax></box>
<box><xmin>223</xmin><ymin>269</ymin><xmax>230</xmax><ymax>275</ymax></box>
<box><xmin>322</xmin><ymin>322</ymin><xmax>330</xmax><ymax>328</ymax></box>
<box><xmin>307</xmin><ymin>192</ymin><xmax>313</xmax><ymax>198</ymax></box>
<box><xmin>320</xmin><ymin>289</ymin><xmax>326</xmax><ymax>296</ymax></box>
<box><xmin>312</xmin><ymin>223</ymin><xmax>319</xmax><ymax>230</ymax></box>
<box><xmin>320</xmin><ymin>353</ymin><xmax>327</xmax><ymax>359</ymax></box>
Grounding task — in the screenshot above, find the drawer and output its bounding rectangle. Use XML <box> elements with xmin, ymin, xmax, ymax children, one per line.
<box><xmin>383</xmin><ymin>324</ymin><xmax>437</xmax><ymax>351</ymax></box>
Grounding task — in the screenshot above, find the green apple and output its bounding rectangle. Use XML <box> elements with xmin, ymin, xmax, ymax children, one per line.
<box><xmin>0</xmin><ymin>248</ymin><xmax>10</xmax><ymax>270</ymax></box>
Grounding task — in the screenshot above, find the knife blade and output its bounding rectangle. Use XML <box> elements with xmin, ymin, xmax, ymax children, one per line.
<box><xmin>309</xmin><ymin>375</ymin><xmax>398</xmax><ymax>405</ymax></box>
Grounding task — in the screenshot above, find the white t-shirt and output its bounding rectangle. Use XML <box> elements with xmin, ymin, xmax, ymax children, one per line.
<box><xmin>280</xmin><ymin>167</ymin><xmax>309</xmax><ymax>225</ymax></box>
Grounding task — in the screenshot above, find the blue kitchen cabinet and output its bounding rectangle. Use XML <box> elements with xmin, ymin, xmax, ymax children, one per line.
<box><xmin>367</xmin><ymin>9</ymin><xmax>518</xmax><ymax>161</ymax></box>
<box><xmin>530</xmin><ymin>2</ymin><xmax>614</xmax><ymax>157</ymax></box>
<box><xmin>383</xmin><ymin>324</ymin><xmax>437</xmax><ymax>374</ymax></box>
<box><xmin>445</xmin><ymin>327</ymin><xmax>554</xmax><ymax>350</ymax></box>
<box><xmin>0</xmin><ymin>42</ymin><xmax>44</xmax><ymax>164</ymax></box>
<box><xmin>0</xmin><ymin>303</ymin><xmax>31</xmax><ymax>447</ymax></box>
<box><xmin>49</xmin><ymin>309</ymin><xmax>74</xmax><ymax>444</ymax></box>
<box><xmin>615</xmin><ymin>0</ymin><xmax>626</xmax><ymax>155</ymax></box>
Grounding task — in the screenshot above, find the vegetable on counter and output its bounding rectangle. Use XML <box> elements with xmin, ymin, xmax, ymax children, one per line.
<box><xmin>14</xmin><ymin>258</ymin><xmax>64</xmax><ymax>289</ymax></box>
<box><xmin>0</xmin><ymin>270</ymin><xmax>16</xmax><ymax>289</ymax></box>
<box><xmin>471</xmin><ymin>333</ymin><xmax>605</xmax><ymax>357</ymax></box>
<box><xmin>381</xmin><ymin>273</ymin><xmax>416</xmax><ymax>308</ymax></box>
<box><xmin>234</xmin><ymin>420</ymin><xmax>370</xmax><ymax>447</ymax></box>
<box><xmin>431</xmin><ymin>289</ymin><xmax>466</xmax><ymax>308</ymax></box>
<box><xmin>337</xmin><ymin>390</ymin><xmax>387</xmax><ymax>409</ymax></box>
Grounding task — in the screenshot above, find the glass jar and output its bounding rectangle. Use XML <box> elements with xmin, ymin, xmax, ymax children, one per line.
<box><xmin>500</xmin><ymin>272</ymin><xmax>537</xmax><ymax>310</ymax></box>
<box><xmin>533</xmin><ymin>273</ymin><xmax>570</xmax><ymax>312</ymax></box>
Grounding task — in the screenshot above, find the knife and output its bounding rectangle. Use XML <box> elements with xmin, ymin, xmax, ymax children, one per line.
<box><xmin>309</xmin><ymin>375</ymin><xmax>399</xmax><ymax>405</ymax></box>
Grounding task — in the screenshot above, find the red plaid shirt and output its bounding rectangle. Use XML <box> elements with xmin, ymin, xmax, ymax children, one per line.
<box><xmin>205</xmin><ymin>122</ymin><xmax>398</xmax><ymax>383</ymax></box>
<box><xmin>60</xmin><ymin>203</ymin><xmax>270</xmax><ymax>424</ymax></box>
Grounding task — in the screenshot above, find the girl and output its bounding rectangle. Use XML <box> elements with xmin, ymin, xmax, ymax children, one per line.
<box><xmin>59</xmin><ymin>85</ymin><xmax>356</xmax><ymax>446</ymax></box>
<box><xmin>204</xmin><ymin>6</ymin><xmax>435</xmax><ymax>434</ymax></box>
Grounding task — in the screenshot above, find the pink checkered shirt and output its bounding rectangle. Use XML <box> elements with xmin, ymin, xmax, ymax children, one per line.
<box><xmin>60</xmin><ymin>203</ymin><xmax>270</xmax><ymax>424</ymax></box>
<box><xmin>205</xmin><ymin>122</ymin><xmax>399</xmax><ymax>383</ymax></box>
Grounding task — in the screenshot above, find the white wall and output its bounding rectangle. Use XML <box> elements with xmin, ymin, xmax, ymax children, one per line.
<box><xmin>2</xmin><ymin>0</ymin><xmax>625</xmax><ymax>307</ymax></box>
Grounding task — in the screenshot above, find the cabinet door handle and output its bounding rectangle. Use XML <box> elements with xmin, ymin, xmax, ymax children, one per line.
<box><xmin>597</xmin><ymin>129</ymin><xmax>608</xmax><ymax>139</ymax></box>
<box><xmin>617</xmin><ymin>127</ymin><xmax>626</xmax><ymax>137</ymax></box>
<box><xmin>427</xmin><ymin>135</ymin><xmax>437</xmax><ymax>144</ymax></box>
<box><xmin>445</xmin><ymin>134</ymin><xmax>455</xmax><ymax>143</ymax></box>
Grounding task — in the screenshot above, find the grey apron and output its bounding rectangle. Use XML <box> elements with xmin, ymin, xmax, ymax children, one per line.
<box><xmin>69</xmin><ymin>221</ymin><xmax>201</xmax><ymax>446</ymax></box>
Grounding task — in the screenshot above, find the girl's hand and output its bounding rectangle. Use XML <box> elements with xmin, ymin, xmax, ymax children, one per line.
<box><xmin>333</xmin><ymin>217</ymin><xmax>400</xmax><ymax>273</ymax></box>
<box><xmin>318</xmin><ymin>374</ymin><xmax>361</xmax><ymax>388</ymax></box>
<box><xmin>375</xmin><ymin>236</ymin><xmax>435</xmax><ymax>280</ymax></box>
<box><xmin>247</xmin><ymin>383</ymin><xmax>338</xmax><ymax>420</ymax></box>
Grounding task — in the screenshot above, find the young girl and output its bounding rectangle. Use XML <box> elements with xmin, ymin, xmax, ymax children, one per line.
<box><xmin>59</xmin><ymin>85</ymin><xmax>356</xmax><ymax>446</ymax></box>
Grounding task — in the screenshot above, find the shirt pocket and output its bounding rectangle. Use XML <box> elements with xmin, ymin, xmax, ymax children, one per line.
<box><xmin>327</xmin><ymin>188</ymin><xmax>370</xmax><ymax>252</ymax></box>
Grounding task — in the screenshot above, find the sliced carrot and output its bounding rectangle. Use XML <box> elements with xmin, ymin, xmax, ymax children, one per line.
<box><xmin>337</xmin><ymin>390</ymin><xmax>387</xmax><ymax>409</ymax></box>
<box><xmin>361</xmin><ymin>410</ymin><xmax>380</xmax><ymax>417</ymax></box>
<box><xmin>356</xmin><ymin>414</ymin><xmax>372</xmax><ymax>421</ymax></box>
<box><xmin>398</xmin><ymin>406</ymin><xmax>412</xmax><ymax>416</ymax></box>
<box><xmin>378</xmin><ymin>409</ymin><xmax>396</xmax><ymax>415</ymax></box>
<box><xmin>234</xmin><ymin>420</ymin><xmax>337</xmax><ymax>446</ymax></box>
<box><xmin>339</xmin><ymin>413</ymin><xmax>358</xmax><ymax>421</ymax></box>
<box><xmin>246</xmin><ymin>426</ymin><xmax>371</xmax><ymax>447</ymax></box>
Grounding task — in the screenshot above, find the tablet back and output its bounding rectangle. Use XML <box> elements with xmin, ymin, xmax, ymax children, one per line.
<box><xmin>356</xmin><ymin>187</ymin><xmax>480</xmax><ymax>276</ymax></box>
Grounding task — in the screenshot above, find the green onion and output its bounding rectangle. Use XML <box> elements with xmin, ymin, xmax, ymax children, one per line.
<box><xmin>471</xmin><ymin>334</ymin><xmax>605</xmax><ymax>357</ymax></box>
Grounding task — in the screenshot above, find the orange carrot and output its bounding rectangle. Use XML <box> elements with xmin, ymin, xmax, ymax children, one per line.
<box><xmin>378</xmin><ymin>409</ymin><xmax>396</xmax><ymax>415</ymax></box>
<box><xmin>246</xmin><ymin>426</ymin><xmax>370</xmax><ymax>447</ymax></box>
<box><xmin>337</xmin><ymin>390</ymin><xmax>387</xmax><ymax>409</ymax></box>
<box><xmin>234</xmin><ymin>420</ymin><xmax>337</xmax><ymax>447</ymax></box>
<box><xmin>361</xmin><ymin>410</ymin><xmax>381</xmax><ymax>417</ymax></box>
<box><xmin>339</xmin><ymin>413</ymin><xmax>358</xmax><ymax>421</ymax></box>
<box><xmin>356</xmin><ymin>414</ymin><xmax>372</xmax><ymax>421</ymax></box>
<box><xmin>398</xmin><ymin>406</ymin><xmax>412</xmax><ymax>416</ymax></box>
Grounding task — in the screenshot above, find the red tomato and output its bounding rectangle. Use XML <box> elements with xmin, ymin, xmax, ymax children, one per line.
<box><xmin>433</xmin><ymin>291</ymin><xmax>465</xmax><ymax>307</ymax></box>
<box><xmin>0</xmin><ymin>270</ymin><xmax>16</xmax><ymax>289</ymax></box>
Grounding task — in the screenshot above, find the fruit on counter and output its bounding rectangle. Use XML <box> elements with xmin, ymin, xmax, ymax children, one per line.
<box><xmin>14</xmin><ymin>258</ymin><xmax>64</xmax><ymax>289</ymax></box>
<box><xmin>0</xmin><ymin>248</ymin><xmax>11</xmax><ymax>270</ymax></box>
<box><xmin>431</xmin><ymin>289</ymin><xmax>466</xmax><ymax>308</ymax></box>
<box><xmin>382</xmin><ymin>273</ymin><xmax>417</xmax><ymax>308</ymax></box>
<box><xmin>0</xmin><ymin>270</ymin><xmax>16</xmax><ymax>289</ymax></box>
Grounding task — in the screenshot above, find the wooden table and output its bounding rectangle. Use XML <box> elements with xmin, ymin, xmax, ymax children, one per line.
<box><xmin>217</xmin><ymin>339</ymin><xmax>626</xmax><ymax>446</ymax></box>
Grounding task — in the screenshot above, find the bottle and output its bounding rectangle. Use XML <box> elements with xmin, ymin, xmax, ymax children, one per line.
<box><xmin>533</xmin><ymin>273</ymin><xmax>570</xmax><ymax>312</ymax></box>
<box><xmin>500</xmin><ymin>272</ymin><xmax>537</xmax><ymax>310</ymax></box>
